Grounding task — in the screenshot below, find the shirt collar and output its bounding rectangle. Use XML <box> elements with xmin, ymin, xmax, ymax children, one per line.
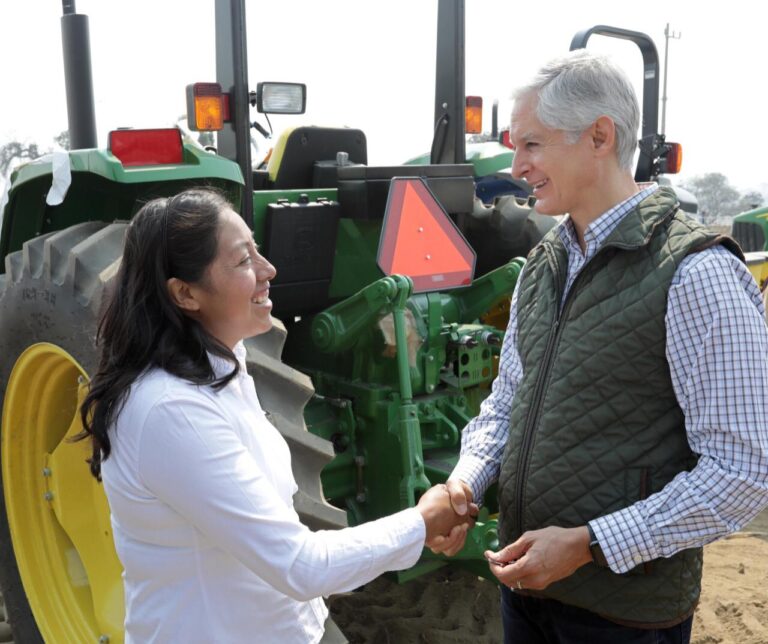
<box><xmin>557</xmin><ymin>183</ymin><xmax>658</xmax><ymax>257</ymax></box>
<box><xmin>207</xmin><ymin>340</ymin><xmax>247</xmax><ymax>379</ymax></box>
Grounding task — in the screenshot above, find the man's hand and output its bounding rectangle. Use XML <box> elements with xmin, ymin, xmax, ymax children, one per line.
<box><xmin>484</xmin><ymin>526</ymin><xmax>592</xmax><ymax>590</ymax></box>
<box><xmin>416</xmin><ymin>483</ymin><xmax>478</xmax><ymax>544</ymax></box>
<box><xmin>424</xmin><ymin>479</ymin><xmax>474</xmax><ymax>556</ymax></box>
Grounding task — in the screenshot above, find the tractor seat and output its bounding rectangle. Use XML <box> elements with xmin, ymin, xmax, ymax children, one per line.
<box><xmin>267</xmin><ymin>126</ymin><xmax>367</xmax><ymax>189</ymax></box>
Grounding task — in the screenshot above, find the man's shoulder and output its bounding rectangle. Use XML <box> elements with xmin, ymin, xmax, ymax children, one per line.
<box><xmin>665</xmin><ymin>209</ymin><xmax>745</xmax><ymax>263</ymax></box>
<box><xmin>674</xmin><ymin>244</ymin><xmax>750</xmax><ymax>286</ymax></box>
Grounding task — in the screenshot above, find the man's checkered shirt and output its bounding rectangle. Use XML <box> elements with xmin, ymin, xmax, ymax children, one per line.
<box><xmin>452</xmin><ymin>185</ymin><xmax>768</xmax><ymax>573</ymax></box>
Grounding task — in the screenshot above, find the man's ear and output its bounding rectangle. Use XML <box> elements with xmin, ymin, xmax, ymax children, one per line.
<box><xmin>591</xmin><ymin>116</ymin><xmax>616</xmax><ymax>158</ymax></box>
<box><xmin>167</xmin><ymin>277</ymin><xmax>200</xmax><ymax>312</ymax></box>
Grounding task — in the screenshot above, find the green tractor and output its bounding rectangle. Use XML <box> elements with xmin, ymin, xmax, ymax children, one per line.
<box><xmin>0</xmin><ymin>3</ymin><xmax>688</xmax><ymax>642</ymax></box>
<box><xmin>731</xmin><ymin>206</ymin><xmax>768</xmax><ymax>312</ymax></box>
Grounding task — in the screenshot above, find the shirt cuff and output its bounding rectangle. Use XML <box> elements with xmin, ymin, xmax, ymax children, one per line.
<box><xmin>590</xmin><ymin>504</ymin><xmax>658</xmax><ymax>574</ymax></box>
<box><xmin>380</xmin><ymin>507</ymin><xmax>427</xmax><ymax>571</ymax></box>
<box><xmin>450</xmin><ymin>455</ymin><xmax>493</xmax><ymax>502</ymax></box>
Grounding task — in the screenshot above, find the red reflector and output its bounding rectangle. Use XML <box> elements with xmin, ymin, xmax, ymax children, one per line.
<box><xmin>378</xmin><ymin>178</ymin><xmax>475</xmax><ymax>292</ymax></box>
<box><xmin>108</xmin><ymin>128</ymin><xmax>184</xmax><ymax>166</ymax></box>
<box><xmin>500</xmin><ymin>130</ymin><xmax>513</xmax><ymax>149</ymax></box>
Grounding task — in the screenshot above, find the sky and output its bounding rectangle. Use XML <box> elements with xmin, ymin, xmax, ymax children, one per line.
<box><xmin>2</xmin><ymin>1</ymin><xmax>766</xmax><ymax>194</ymax></box>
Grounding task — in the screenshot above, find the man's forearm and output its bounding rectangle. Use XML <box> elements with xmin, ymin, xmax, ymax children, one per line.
<box><xmin>590</xmin><ymin>455</ymin><xmax>768</xmax><ymax>574</ymax></box>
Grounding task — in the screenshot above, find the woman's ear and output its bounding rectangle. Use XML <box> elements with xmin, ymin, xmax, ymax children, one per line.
<box><xmin>167</xmin><ymin>277</ymin><xmax>200</xmax><ymax>312</ymax></box>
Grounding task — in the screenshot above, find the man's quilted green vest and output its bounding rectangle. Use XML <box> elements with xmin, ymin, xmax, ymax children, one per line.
<box><xmin>497</xmin><ymin>187</ymin><xmax>742</xmax><ymax>627</ymax></box>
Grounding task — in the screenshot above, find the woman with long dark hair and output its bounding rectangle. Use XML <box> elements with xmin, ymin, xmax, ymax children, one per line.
<box><xmin>80</xmin><ymin>189</ymin><xmax>472</xmax><ymax>643</ymax></box>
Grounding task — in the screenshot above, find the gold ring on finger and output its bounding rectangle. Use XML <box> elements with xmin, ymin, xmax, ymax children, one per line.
<box><xmin>516</xmin><ymin>580</ymin><xmax>523</xmax><ymax>590</ymax></box>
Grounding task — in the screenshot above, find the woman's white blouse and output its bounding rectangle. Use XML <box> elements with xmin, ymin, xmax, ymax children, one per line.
<box><xmin>101</xmin><ymin>343</ymin><xmax>425</xmax><ymax>643</ymax></box>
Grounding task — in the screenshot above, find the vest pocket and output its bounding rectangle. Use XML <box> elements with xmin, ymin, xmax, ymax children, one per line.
<box><xmin>622</xmin><ymin>466</ymin><xmax>652</xmax><ymax>576</ymax></box>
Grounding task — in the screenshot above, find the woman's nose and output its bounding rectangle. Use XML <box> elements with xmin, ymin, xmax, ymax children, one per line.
<box><xmin>259</xmin><ymin>257</ymin><xmax>277</xmax><ymax>281</ymax></box>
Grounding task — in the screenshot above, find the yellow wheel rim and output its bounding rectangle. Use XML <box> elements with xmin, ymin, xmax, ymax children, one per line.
<box><xmin>2</xmin><ymin>343</ymin><xmax>124</xmax><ymax>643</ymax></box>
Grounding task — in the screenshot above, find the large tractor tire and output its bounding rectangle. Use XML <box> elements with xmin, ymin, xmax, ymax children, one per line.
<box><xmin>0</xmin><ymin>221</ymin><xmax>345</xmax><ymax>642</ymax></box>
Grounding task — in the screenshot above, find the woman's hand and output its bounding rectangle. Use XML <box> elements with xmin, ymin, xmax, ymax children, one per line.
<box><xmin>425</xmin><ymin>479</ymin><xmax>474</xmax><ymax>555</ymax></box>
<box><xmin>416</xmin><ymin>483</ymin><xmax>478</xmax><ymax>544</ymax></box>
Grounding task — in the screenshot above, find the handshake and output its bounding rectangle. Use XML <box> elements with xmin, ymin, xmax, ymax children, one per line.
<box><xmin>416</xmin><ymin>480</ymin><xmax>477</xmax><ymax>556</ymax></box>
<box><xmin>415</xmin><ymin>481</ymin><xmax>593</xmax><ymax>591</ymax></box>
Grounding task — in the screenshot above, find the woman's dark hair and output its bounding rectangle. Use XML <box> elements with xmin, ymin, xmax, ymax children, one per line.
<box><xmin>80</xmin><ymin>188</ymin><xmax>239</xmax><ymax>479</ymax></box>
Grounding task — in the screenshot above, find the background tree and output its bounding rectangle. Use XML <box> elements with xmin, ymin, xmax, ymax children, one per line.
<box><xmin>735</xmin><ymin>190</ymin><xmax>763</xmax><ymax>214</ymax></box>
<box><xmin>0</xmin><ymin>141</ymin><xmax>43</xmax><ymax>177</ymax></box>
<box><xmin>679</xmin><ymin>172</ymin><xmax>764</xmax><ymax>225</ymax></box>
<box><xmin>1</xmin><ymin>131</ymin><xmax>68</xmax><ymax>194</ymax></box>
<box><xmin>53</xmin><ymin>130</ymin><xmax>70</xmax><ymax>151</ymax></box>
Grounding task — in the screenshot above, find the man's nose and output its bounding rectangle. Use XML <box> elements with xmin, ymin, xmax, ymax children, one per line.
<box><xmin>511</xmin><ymin>151</ymin><xmax>528</xmax><ymax>180</ymax></box>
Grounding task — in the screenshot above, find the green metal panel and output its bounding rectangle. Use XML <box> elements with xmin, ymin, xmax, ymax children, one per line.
<box><xmin>732</xmin><ymin>205</ymin><xmax>768</xmax><ymax>252</ymax></box>
<box><xmin>464</xmin><ymin>142</ymin><xmax>514</xmax><ymax>177</ymax></box>
<box><xmin>0</xmin><ymin>145</ymin><xmax>244</xmax><ymax>263</ymax></box>
<box><xmin>5</xmin><ymin>145</ymin><xmax>243</xmax><ymax>189</ymax></box>
<box><xmin>327</xmin><ymin>219</ymin><xmax>385</xmax><ymax>298</ymax></box>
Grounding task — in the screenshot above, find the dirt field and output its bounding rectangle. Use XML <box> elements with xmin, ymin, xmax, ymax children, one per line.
<box><xmin>330</xmin><ymin>509</ymin><xmax>768</xmax><ymax>643</ymax></box>
<box><xmin>692</xmin><ymin>509</ymin><xmax>768</xmax><ymax>644</ymax></box>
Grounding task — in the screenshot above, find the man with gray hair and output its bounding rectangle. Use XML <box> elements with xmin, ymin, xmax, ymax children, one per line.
<box><xmin>426</xmin><ymin>49</ymin><xmax>768</xmax><ymax>642</ymax></box>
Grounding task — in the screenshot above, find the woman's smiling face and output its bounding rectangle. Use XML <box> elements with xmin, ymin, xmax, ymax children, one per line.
<box><xmin>190</xmin><ymin>207</ymin><xmax>276</xmax><ymax>348</ymax></box>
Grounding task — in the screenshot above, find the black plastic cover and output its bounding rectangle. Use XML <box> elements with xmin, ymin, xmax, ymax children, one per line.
<box><xmin>263</xmin><ymin>198</ymin><xmax>340</xmax><ymax>317</ymax></box>
<box><xmin>337</xmin><ymin>164</ymin><xmax>475</xmax><ymax>220</ymax></box>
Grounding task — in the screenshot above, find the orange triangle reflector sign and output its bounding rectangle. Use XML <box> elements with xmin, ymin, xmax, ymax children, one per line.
<box><xmin>378</xmin><ymin>177</ymin><xmax>475</xmax><ymax>293</ymax></box>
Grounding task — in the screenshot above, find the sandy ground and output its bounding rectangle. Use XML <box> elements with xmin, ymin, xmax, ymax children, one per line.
<box><xmin>692</xmin><ymin>509</ymin><xmax>768</xmax><ymax>644</ymax></box>
<box><xmin>329</xmin><ymin>509</ymin><xmax>768</xmax><ymax>643</ymax></box>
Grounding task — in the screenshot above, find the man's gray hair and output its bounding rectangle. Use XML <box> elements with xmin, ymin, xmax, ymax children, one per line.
<box><xmin>513</xmin><ymin>49</ymin><xmax>640</xmax><ymax>172</ymax></box>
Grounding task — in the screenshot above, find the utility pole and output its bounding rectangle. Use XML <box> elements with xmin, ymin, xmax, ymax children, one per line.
<box><xmin>661</xmin><ymin>23</ymin><xmax>681</xmax><ymax>135</ymax></box>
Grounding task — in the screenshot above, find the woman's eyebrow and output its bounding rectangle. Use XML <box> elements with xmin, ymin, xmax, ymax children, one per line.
<box><xmin>233</xmin><ymin>238</ymin><xmax>260</xmax><ymax>252</ymax></box>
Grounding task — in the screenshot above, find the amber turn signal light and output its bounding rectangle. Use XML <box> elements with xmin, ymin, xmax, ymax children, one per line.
<box><xmin>465</xmin><ymin>96</ymin><xmax>483</xmax><ymax>134</ymax></box>
<box><xmin>186</xmin><ymin>83</ymin><xmax>228</xmax><ymax>131</ymax></box>
<box><xmin>664</xmin><ymin>142</ymin><xmax>682</xmax><ymax>174</ymax></box>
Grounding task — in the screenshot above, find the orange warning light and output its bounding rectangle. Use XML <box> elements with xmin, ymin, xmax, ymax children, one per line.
<box><xmin>465</xmin><ymin>96</ymin><xmax>483</xmax><ymax>134</ymax></box>
<box><xmin>185</xmin><ymin>82</ymin><xmax>227</xmax><ymax>131</ymax></box>
<box><xmin>378</xmin><ymin>177</ymin><xmax>475</xmax><ymax>292</ymax></box>
<box><xmin>664</xmin><ymin>142</ymin><xmax>683</xmax><ymax>174</ymax></box>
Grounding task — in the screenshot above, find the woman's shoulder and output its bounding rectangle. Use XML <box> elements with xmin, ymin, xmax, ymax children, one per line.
<box><xmin>126</xmin><ymin>368</ymin><xmax>212</xmax><ymax>414</ymax></box>
<box><xmin>115</xmin><ymin>369</ymin><xmax>222</xmax><ymax>446</ymax></box>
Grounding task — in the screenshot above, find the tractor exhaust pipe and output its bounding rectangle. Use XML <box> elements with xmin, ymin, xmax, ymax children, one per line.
<box><xmin>61</xmin><ymin>0</ymin><xmax>97</xmax><ymax>149</ymax></box>
<box><xmin>432</xmin><ymin>0</ymin><xmax>466</xmax><ymax>164</ymax></box>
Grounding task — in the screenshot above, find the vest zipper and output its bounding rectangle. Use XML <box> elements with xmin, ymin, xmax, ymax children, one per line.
<box><xmin>513</xmin><ymin>315</ymin><xmax>560</xmax><ymax>536</ymax></box>
<box><xmin>512</xmin><ymin>259</ymin><xmax>589</xmax><ymax>538</ymax></box>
